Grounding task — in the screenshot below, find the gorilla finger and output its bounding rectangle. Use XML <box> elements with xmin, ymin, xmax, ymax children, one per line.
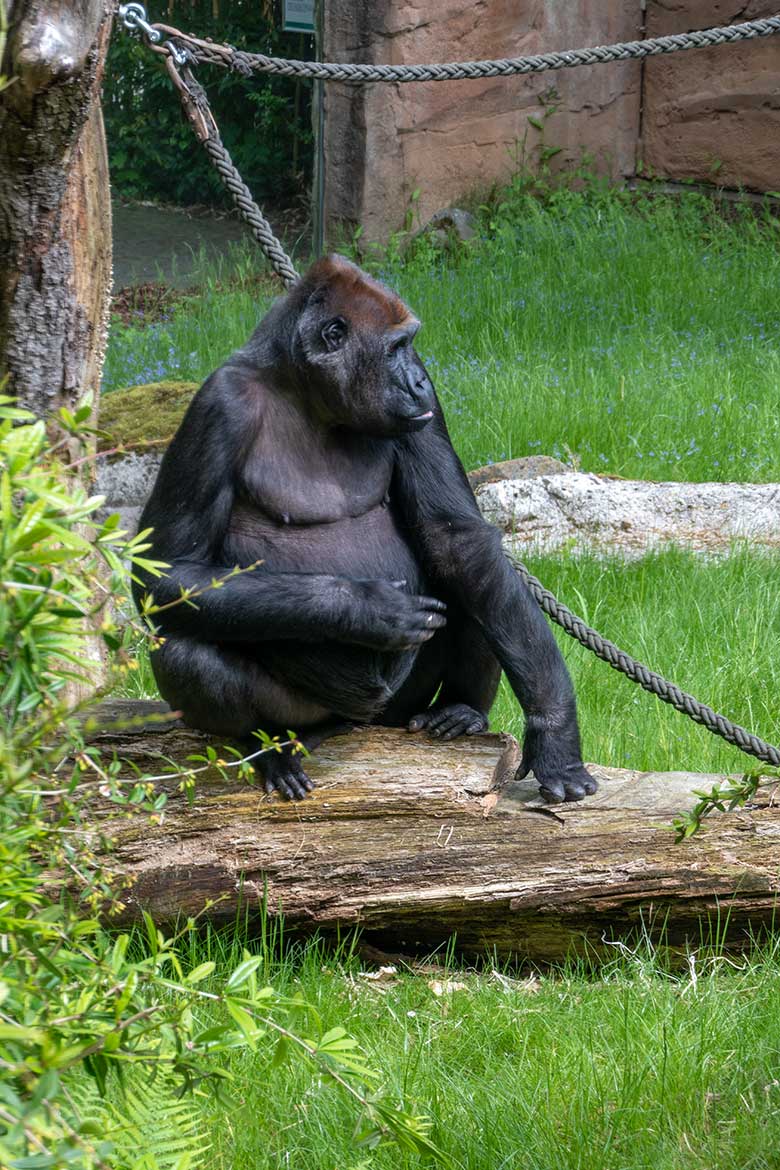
<box><xmin>431</xmin><ymin>715</ymin><xmax>466</xmax><ymax>738</ymax></box>
<box><xmin>397</xmin><ymin>630</ymin><xmax>436</xmax><ymax>649</ymax></box>
<box><xmin>413</xmin><ymin>612</ymin><xmax>447</xmax><ymax>631</ymax></box>
<box><xmin>303</xmin><ymin>775</ymin><xmax>316</xmax><ymax>792</ymax></box>
<box><xmin>440</xmin><ymin>722</ymin><xmax>471</xmax><ymax>741</ymax></box>
<box><xmin>427</xmin><ymin>708</ymin><xmax>457</xmax><ymax>730</ymax></box>
<box><xmin>415</xmin><ymin>595</ymin><xmax>447</xmax><ymax>613</ymax></box>
<box><xmin>582</xmin><ymin>774</ymin><xmax>598</xmax><ymax>795</ymax></box>
<box><xmin>466</xmin><ymin>718</ymin><xmax>486</xmax><ymax>734</ymax></box>
<box><xmin>563</xmin><ymin>781</ymin><xmax>586</xmax><ymax>802</ymax></box>
<box><xmin>264</xmin><ymin>777</ymin><xmax>277</xmax><ymax>796</ymax></box>
<box><xmin>408</xmin><ymin>714</ymin><xmax>432</xmax><ymax>732</ymax></box>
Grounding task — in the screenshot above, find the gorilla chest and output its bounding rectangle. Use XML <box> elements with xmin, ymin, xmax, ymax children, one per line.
<box><xmin>239</xmin><ymin>422</ymin><xmax>394</xmax><ymax>524</ymax></box>
<box><xmin>226</xmin><ymin>441</ymin><xmax>421</xmax><ymax>582</ymax></box>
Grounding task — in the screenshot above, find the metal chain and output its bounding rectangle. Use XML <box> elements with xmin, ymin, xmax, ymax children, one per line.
<box><xmin>117</xmin><ymin>3</ymin><xmax>780</xmax><ymax>772</ymax></box>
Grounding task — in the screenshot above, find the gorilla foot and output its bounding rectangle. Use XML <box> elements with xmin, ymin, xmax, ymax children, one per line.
<box><xmin>247</xmin><ymin>721</ymin><xmax>354</xmax><ymax>801</ymax></box>
<box><xmin>408</xmin><ymin>703</ymin><xmax>488</xmax><ymax>741</ymax></box>
<box><xmin>259</xmin><ymin>746</ymin><xmax>314</xmax><ymax>801</ymax></box>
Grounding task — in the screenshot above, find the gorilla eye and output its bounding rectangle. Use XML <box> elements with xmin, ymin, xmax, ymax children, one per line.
<box><xmin>321</xmin><ymin>318</ymin><xmax>347</xmax><ymax>351</ymax></box>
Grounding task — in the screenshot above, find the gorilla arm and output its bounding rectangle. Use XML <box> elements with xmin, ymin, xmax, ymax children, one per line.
<box><xmin>133</xmin><ymin>366</ymin><xmax>445</xmax><ymax>651</ymax></box>
<box><xmin>393</xmin><ymin>409</ymin><xmax>597</xmax><ymax>803</ymax></box>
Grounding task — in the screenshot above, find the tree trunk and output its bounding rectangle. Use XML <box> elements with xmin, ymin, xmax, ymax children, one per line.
<box><xmin>0</xmin><ymin>1</ymin><xmax>115</xmax><ymax>694</ymax></box>
<box><xmin>0</xmin><ymin>0</ymin><xmax>113</xmax><ymax>422</ymax></box>
<box><xmin>87</xmin><ymin>700</ymin><xmax>780</xmax><ymax>964</ymax></box>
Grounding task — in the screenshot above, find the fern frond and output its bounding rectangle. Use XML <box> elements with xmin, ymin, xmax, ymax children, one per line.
<box><xmin>67</xmin><ymin>1068</ymin><xmax>210</xmax><ymax>1170</ymax></box>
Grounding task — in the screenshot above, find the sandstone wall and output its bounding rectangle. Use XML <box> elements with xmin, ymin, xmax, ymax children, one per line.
<box><xmin>323</xmin><ymin>1</ymin><xmax>780</xmax><ymax>243</ymax></box>
<box><xmin>642</xmin><ymin>1</ymin><xmax>780</xmax><ymax>191</ymax></box>
<box><xmin>323</xmin><ymin>2</ymin><xmax>643</xmax><ymax>242</ymax></box>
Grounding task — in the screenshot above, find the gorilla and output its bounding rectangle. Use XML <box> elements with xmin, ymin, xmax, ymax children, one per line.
<box><xmin>134</xmin><ymin>255</ymin><xmax>596</xmax><ymax>804</ymax></box>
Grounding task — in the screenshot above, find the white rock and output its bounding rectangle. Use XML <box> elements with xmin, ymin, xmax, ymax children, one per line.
<box><xmin>476</xmin><ymin>473</ymin><xmax>780</xmax><ymax>556</ymax></box>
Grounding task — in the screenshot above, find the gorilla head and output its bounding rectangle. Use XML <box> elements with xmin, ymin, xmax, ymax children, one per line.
<box><xmin>288</xmin><ymin>255</ymin><xmax>436</xmax><ymax>436</ymax></box>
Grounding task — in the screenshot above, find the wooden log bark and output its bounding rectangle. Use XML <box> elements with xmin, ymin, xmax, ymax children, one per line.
<box><xmin>87</xmin><ymin>701</ymin><xmax>780</xmax><ymax>963</ymax></box>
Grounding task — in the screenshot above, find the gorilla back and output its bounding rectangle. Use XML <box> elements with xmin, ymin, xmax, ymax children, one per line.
<box><xmin>134</xmin><ymin>255</ymin><xmax>597</xmax><ymax>805</ymax></box>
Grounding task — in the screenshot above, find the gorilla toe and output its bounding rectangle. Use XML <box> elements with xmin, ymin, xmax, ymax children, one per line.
<box><xmin>537</xmin><ymin>764</ymin><xmax>597</xmax><ymax>804</ymax></box>
<box><xmin>408</xmin><ymin>703</ymin><xmax>488</xmax><ymax>741</ymax></box>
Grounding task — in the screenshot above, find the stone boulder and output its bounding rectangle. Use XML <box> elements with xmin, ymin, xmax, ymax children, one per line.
<box><xmin>410</xmin><ymin>208</ymin><xmax>478</xmax><ymax>253</ymax></box>
<box><xmin>467</xmin><ymin>455</ymin><xmax>570</xmax><ymax>489</ymax></box>
<box><xmin>476</xmin><ymin>471</ymin><xmax>780</xmax><ymax>556</ymax></box>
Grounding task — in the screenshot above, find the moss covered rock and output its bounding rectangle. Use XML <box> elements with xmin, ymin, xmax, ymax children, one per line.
<box><xmin>98</xmin><ymin>381</ymin><xmax>199</xmax><ymax>454</ymax></box>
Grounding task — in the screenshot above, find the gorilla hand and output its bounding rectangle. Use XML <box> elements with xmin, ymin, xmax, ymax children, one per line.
<box><xmin>345</xmin><ymin>580</ymin><xmax>446</xmax><ymax>650</ymax></box>
<box><xmin>516</xmin><ymin>717</ymin><xmax>597</xmax><ymax>803</ymax></box>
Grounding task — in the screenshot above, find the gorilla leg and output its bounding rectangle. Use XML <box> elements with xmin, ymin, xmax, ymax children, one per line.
<box><xmin>381</xmin><ymin>609</ymin><xmax>501</xmax><ymax>740</ymax></box>
<box><xmin>151</xmin><ymin>636</ymin><xmax>347</xmax><ymax>798</ymax></box>
<box><xmin>152</xmin><ymin>635</ymin><xmax>332</xmax><ymax>735</ymax></box>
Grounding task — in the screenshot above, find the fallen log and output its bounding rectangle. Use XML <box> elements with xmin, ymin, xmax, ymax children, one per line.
<box><xmin>87</xmin><ymin>700</ymin><xmax>780</xmax><ymax>963</ymax></box>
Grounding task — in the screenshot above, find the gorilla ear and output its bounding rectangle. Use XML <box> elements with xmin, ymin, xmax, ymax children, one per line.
<box><xmin>292</xmin><ymin>293</ymin><xmax>325</xmax><ymax>362</ymax></box>
<box><xmin>321</xmin><ymin>316</ymin><xmax>347</xmax><ymax>352</ymax></box>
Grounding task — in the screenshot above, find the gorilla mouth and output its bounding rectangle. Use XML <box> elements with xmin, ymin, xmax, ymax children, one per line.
<box><xmin>401</xmin><ymin>409</ymin><xmax>434</xmax><ymax>431</ymax></box>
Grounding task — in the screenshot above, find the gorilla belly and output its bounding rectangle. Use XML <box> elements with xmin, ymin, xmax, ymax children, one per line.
<box><xmin>223</xmin><ymin>501</ymin><xmax>424</xmax><ymax>721</ymax></box>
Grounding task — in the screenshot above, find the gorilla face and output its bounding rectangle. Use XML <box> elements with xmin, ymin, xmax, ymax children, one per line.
<box><xmin>292</xmin><ymin>257</ymin><xmax>437</xmax><ymax>437</ymax></box>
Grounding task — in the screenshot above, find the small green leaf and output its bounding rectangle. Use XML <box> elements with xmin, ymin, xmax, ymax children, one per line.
<box><xmin>186</xmin><ymin>960</ymin><xmax>216</xmax><ymax>984</ymax></box>
<box><xmin>225</xmin><ymin>955</ymin><xmax>262</xmax><ymax>991</ymax></box>
<box><xmin>226</xmin><ymin>1000</ymin><xmax>260</xmax><ymax>1047</ymax></box>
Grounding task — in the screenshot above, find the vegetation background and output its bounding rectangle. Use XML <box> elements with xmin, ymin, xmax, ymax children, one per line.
<box><xmin>104</xmin><ymin>0</ymin><xmax>315</xmax><ymax>207</ymax></box>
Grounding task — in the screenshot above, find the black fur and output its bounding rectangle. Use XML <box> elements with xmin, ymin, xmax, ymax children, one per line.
<box><xmin>133</xmin><ymin>255</ymin><xmax>596</xmax><ymax>804</ymax></box>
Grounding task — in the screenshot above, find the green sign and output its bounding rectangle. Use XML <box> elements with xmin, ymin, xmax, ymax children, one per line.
<box><xmin>283</xmin><ymin>0</ymin><xmax>315</xmax><ymax>33</ymax></box>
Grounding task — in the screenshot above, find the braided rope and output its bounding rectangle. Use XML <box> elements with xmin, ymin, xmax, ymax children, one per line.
<box><xmin>161</xmin><ymin>14</ymin><xmax>780</xmax><ymax>83</ymax></box>
<box><xmin>512</xmin><ymin>556</ymin><xmax>780</xmax><ymax>768</ymax></box>
<box><xmin>201</xmin><ymin>137</ymin><xmax>299</xmax><ymax>287</ymax></box>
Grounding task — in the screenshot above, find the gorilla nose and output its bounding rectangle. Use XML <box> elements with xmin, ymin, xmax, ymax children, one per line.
<box><xmin>407</xmin><ymin>370</ymin><xmax>434</xmax><ymax>407</ymax></box>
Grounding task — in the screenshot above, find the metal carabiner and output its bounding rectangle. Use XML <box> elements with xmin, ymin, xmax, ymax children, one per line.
<box><xmin>118</xmin><ymin>3</ymin><xmax>162</xmax><ymax>45</ymax></box>
<box><xmin>163</xmin><ymin>39</ymin><xmax>189</xmax><ymax>67</ymax></box>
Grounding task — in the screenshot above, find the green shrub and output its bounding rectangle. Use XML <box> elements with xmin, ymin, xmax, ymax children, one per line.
<box><xmin>0</xmin><ymin>396</ymin><xmax>448</xmax><ymax>1168</ymax></box>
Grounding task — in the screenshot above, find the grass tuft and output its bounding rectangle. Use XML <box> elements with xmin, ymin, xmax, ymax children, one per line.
<box><xmin>104</xmin><ymin>188</ymin><xmax>780</xmax><ymax>485</ymax></box>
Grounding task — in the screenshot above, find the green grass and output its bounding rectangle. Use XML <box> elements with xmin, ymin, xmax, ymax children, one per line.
<box><xmin>104</xmin><ymin>187</ymin><xmax>780</xmax><ymax>483</ymax></box>
<box><xmin>123</xmin><ymin>545</ymin><xmax>780</xmax><ymax>776</ymax></box>
<box><xmin>181</xmin><ymin>930</ymin><xmax>780</xmax><ymax>1170</ymax></box>
<box><xmin>496</xmin><ymin>545</ymin><xmax>780</xmax><ymax>774</ymax></box>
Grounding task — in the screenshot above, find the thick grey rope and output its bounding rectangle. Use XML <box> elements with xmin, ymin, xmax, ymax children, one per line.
<box><xmin>201</xmin><ymin>137</ymin><xmax>299</xmax><ymax>288</ymax></box>
<box><xmin>165</xmin><ymin>15</ymin><xmax>780</xmax><ymax>83</ymax></box>
<box><xmin>513</xmin><ymin>557</ymin><xmax>780</xmax><ymax>768</ymax></box>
